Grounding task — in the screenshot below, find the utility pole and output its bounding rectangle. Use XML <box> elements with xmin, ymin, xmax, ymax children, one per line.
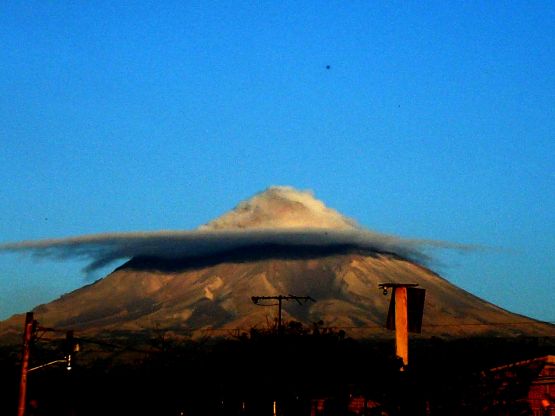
<box><xmin>394</xmin><ymin>285</ymin><xmax>409</xmax><ymax>367</ymax></box>
<box><xmin>17</xmin><ymin>314</ymin><xmax>79</xmax><ymax>416</ymax></box>
<box><xmin>18</xmin><ymin>312</ymin><xmax>36</xmax><ymax>416</ymax></box>
<box><xmin>379</xmin><ymin>283</ymin><xmax>425</xmax><ymax>370</ymax></box>
<box><xmin>251</xmin><ymin>295</ymin><xmax>315</xmax><ymax>335</ymax></box>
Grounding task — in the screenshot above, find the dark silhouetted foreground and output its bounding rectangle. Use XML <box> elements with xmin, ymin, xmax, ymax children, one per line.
<box><xmin>1</xmin><ymin>323</ymin><xmax>554</xmax><ymax>415</ymax></box>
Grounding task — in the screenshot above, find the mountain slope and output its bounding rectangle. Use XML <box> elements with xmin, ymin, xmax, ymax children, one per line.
<box><xmin>1</xmin><ymin>247</ymin><xmax>552</xmax><ymax>343</ymax></box>
<box><xmin>1</xmin><ymin>186</ymin><xmax>553</xmax><ymax>343</ymax></box>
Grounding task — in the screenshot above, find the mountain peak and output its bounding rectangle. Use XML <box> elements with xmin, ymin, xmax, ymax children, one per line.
<box><xmin>200</xmin><ymin>186</ymin><xmax>358</xmax><ymax>231</ymax></box>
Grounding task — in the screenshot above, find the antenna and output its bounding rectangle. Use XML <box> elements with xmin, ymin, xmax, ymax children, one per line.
<box><xmin>251</xmin><ymin>295</ymin><xmax>316</xmax><ymax>335</ymax></box>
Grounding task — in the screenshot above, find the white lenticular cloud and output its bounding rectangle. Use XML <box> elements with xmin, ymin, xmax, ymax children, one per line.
<box><xmin>0</xmin><ymin>186</ymin><xmax>476</xmax><ymax>273</ymax></box>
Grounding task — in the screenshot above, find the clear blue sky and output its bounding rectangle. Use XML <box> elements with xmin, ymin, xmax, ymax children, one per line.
<box><xmin>1</xmin><ymin>1</ymin><xmax>553</xmax><ymax>321</ymax></box>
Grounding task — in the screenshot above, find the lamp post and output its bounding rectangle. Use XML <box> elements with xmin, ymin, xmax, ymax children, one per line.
<box><xmin>17</xmin><ymin>314</ymin><xmax>79</xmax><ymax>416</ymax></box>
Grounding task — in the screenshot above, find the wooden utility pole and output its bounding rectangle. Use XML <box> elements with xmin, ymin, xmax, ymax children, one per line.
<box><xmin>18</xmin><ymin>312</ymin><xmax>35</xmax><ymax>416</ymax></box>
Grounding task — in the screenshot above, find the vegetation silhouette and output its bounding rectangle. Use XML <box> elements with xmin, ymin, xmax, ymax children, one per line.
<box><xmin>1</xmin><ymin>322</ymin><xmax>553</xmax><ymax>415</ymax></box>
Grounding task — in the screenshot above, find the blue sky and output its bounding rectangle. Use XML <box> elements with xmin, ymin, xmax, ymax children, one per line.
<box><xmin>1</xmin><ymin>1</ymin><xmax>553</xmax><ymax>322</ymax></box>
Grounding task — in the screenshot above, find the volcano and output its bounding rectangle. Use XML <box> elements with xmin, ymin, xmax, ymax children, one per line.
<box><xmin>0</xmin><ymin>186</ymin><xmax>553</xmax><ymax>343</ymax></box>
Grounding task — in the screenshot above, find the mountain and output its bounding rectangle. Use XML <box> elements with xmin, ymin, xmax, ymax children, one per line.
<box><xmin>0</xmin><ymin>186</ymin><xmax>553</xmax><ymax>344</ymax></box>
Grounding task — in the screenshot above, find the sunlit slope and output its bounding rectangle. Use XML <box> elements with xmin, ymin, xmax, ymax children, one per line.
<box><xmin>1</xmin><ymin>249</ymin><xmax>553</xmax><ymax>343</ymax></box>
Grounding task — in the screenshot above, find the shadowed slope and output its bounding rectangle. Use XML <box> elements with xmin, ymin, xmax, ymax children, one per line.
<box><xmin>115</xmin><ymin>243</ymin><xmax>385</xmax><ymax>272</ymax></box>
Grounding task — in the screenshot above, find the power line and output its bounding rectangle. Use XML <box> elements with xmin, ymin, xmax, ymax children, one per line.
<box><xmin>198</xmin><ymin>320</ymin><xmax>555</xmax><ymax>332</ymax></box>
<box><xmin>422</xmin><ymin>321</ymin><xmax>555</xmax><ymax>327</ymax></box>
